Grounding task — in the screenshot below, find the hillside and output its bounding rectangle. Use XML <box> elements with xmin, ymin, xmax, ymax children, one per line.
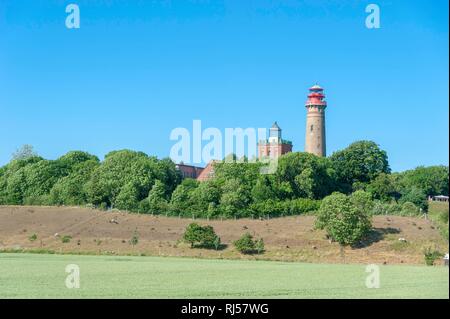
<box><xmin>0</xmin><ymin>205</ymin><xmax>448</xmax><ymax>265</ymax></box>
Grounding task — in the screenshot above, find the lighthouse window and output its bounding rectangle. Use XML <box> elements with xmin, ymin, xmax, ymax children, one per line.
<box><xmin>310</xmin><ymin>125</ymin><xmax>314</xmax><ymax>132</ymax></box>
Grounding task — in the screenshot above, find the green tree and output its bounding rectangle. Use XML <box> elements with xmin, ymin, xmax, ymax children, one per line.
<box><xmin>275</xmin><ymin>152</ymin><xmax>333</xmax><ymax>199</ymax></box>
<box><xmin>147</xmin><ymin>180</ymin><xmax>168</xmax><ymax>214</ymax></box>
<box><xmin>330</xmin><ymin>141</ymin><xmax>390</xmax><ymax>191</ymax></box>
<box><xmin>5</xmin><ymin>169</ymin><xmax>27</xmax><ymax>204</ymax></box>
<box><xmin>115</xmin><ymin>182</ymin><xmax>140</xmax><ymax>211</ymax></box>
<box><xmin>397</xmin><ymin>166</ymin><xmax>449</xmax><ymax>197</ymax></box>
<box><xmin>366</xmin><ymin>173</ymin><xmax>399</xmax><ymax>201</ymax></box>
<box><xmin>21</xmin><ymin>160</ymin><xmax>68</xmax><ymax>204</ymax></box>
<box><xmin>50</xmin><ymin>159</ymin><xmax>99</xmax><ymax>205</ymax></box>
<box><xmin>182</xmin><ymin>223</ymin><xmax>220</xmax><ymax>248</ymax></box>
<box><xmin>169</xmin><ymin>178</ymin><xmax>200</xmax><ymax>215</ymax></box>
<box><xmin>189</xmin><ymin>180</ymin><xmax>221</xmax><ymax>216</ymax></box>
<box><xmin>399</xmin><ymin>187</ymin><xmax>428</xmax><ymax>211</ymax></box>
<box><xmin>251</xmin><ymin>175</ymin><xmax>277</xmax><ymax>202</ymax></box>
<box><xmin>57</xmin><ymin>151</ymin><xmax>99</xmax><ymax>170</ymax></box>
<box><xmin>316</xmin><ymin>192</ymin><xmax>372</xmax><ymax>247</ymax></box>
<box><xmin>219</xmin><ymin>178</ymin><xmax>251</xmax><ymax>217</ymax></box>
<box><xmin>170</xmin><ymin>184</ymin><xmax>194</xmax><ymax>215</ymax></box>
<box><xmin>85</xmin><ymin>150</ymin><xmax>180</xmax><ymax>210</ymax></box>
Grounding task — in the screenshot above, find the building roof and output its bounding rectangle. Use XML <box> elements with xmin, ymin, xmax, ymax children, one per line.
<box><xmin>310</xmin><ymin>84</ymin><xmax>323</xmax><ymax>90</ymax></box>
<box><xmin>196</xmin><ymin>160</ymin><xmax>217</xmax><ymax>182</ymax></box>
<box><xmin>271</xmin><ymin>121</ymin><xmax>281</xmax><ymax>130</ymax></box>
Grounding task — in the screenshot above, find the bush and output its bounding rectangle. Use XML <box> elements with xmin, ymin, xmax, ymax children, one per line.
<box><xmin>255</xmin><ymin>238</ymin><xmax>265</xmax><ymax>254</ymax></box>
<box><xmin>423</xmin><ymin>247</ymin><xmax>443</xmax><ymax>266</ymax></box>
<box><xmin>288</xmin><ymin>198</ymin><xmax>321</xmax><ymax>215</ymax></box>
<box><xmin>28</xmin><ymin>234</ymin><xmax>37</xmax><ymax>242</ymax></box>
<box><xmin>401</xmin><ymin>202</ymin><xmax>420</xmax><ymax>216</ymax></box>
<box><xmin>233</xmin><ymin>233</ymin><xmax>264</xmax><ymax>254</ymax></box>
<box><xmin>371</xmin><ymin>201</ymin><xmax>402</xmax><ymax>215</ymax></box>
<box><xmin>438</xmin><ymin>210</ymin><xmax>449</xmax><ymax>224</ymax></box>
<box><xmin>61</xmin><ymin>235</ymin><xmax>72</xmax><ymax>243</ymax></box>
<box><xmin>129</xmin><ymin>229</ymin><xmax>139</xmax><ymax>246</ymax></box>
<box><xmin>315</xmin><ymin>192</ymin><xmax>372</xmax><ymax>246</ymax></box>
<box><xmin>399</xmin><ymin>187</ymin><xmax>428</xmax><ymax>212</ymax></box>
<box><xmin>182</xmin><ymin>223</ymin><xmax>220</xmax><ymax>249</ymax></box>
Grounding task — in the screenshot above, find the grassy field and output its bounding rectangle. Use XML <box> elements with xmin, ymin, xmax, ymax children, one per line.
<box><xmin>0</xmin><ymin>253</ymin><xmax>448</xmax><ymax>299</ymax></box>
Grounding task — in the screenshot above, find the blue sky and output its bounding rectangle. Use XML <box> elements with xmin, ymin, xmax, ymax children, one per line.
<box><xmin>0</xmin><ymin>0</ymin><xmax>448</xmax><ymax>172</ymax></box>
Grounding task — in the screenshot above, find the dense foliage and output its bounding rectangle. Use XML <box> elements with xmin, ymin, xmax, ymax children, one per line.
<box><xmin>0</xmin><ymin>149</ymin><xmax>181</xmax><ymax>211</ymax></box>
<box><xmin>315</xmin><ymin>191</ymin><xmax>373</xmax><ymax>246</ymax></box>
<box><xmin>233</xmin><ymin>232</ymin><xmax>265</xmax><ymax>254</ymax></box>
<box><xmin>182</xmin><ymin>223</ymin><xmax>220</xmax><ymax>249</ymax></box>
<box><xmin>0</xmin><ymin>141</ymin><xmax>447</xmax><ymax>219</ymax></box>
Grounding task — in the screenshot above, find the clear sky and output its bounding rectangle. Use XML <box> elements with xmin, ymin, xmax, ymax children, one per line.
<box><xmin>0</xmin><ymin>0</ymin><xmax>448</xmax><ymax>172</ymax></box>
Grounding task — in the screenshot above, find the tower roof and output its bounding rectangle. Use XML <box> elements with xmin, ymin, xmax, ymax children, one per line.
<box><xmin>271</xmin><ymin>121</ymin><xmax>281</xmax><ymax>130</ymax></box>
<box><xmin>310</xmin><ymin>84</ymin><xmax>323</xmax><ymax>91</ymax></box>
<box><xmin>306</xmin><ymin>84</ymin><xmax>327</xmax><ymax>107</ymax></box>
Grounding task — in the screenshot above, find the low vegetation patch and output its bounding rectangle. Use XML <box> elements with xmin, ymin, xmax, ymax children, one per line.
<box><xmin>182</xmin><ymin>223</ymin><xmax>221</xmax><ymax>249</ymax></box>
<box><xmin>423</xmin><ymin>246</ymin><xmax>443</xmax><ymax>266</ymax></box>
<box><xmin>428</xmin><ymin>202</ymin><xmax>449</xmax><ymax>241</ymax></box>
<box><xmin>129</xmin><ymin>229</ymin><xmax>139</xmax><ymax>246</ymax></box>
<box><xmin>61</xmin><ymin>235</ymin><xmax>72</xmax><ymax>244</ymax></box>
<box><xmin>233</xmin><ymin>233</ymin><xmax>264</xmax><ymax>255</ymax></box>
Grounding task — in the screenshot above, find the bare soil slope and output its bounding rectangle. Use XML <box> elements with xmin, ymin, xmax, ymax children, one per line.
<box><xmin>0</xmin><ymin>206</ymin><xmax>447</xmax><ymax>265</ymax></box>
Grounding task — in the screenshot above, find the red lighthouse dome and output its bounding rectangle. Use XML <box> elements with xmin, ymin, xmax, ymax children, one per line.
<box><xmin>305</xmin><ymin>84</ymin><xmax>327</xmax><ymax>107</ymax></box>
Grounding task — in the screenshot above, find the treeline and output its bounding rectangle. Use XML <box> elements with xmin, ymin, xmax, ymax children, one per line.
<box><xmin>0</xmin><ymin>141</ymin><xmax>448</xmax><ymax>219</ymax></box>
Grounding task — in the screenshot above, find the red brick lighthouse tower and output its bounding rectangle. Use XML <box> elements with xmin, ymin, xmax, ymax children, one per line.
<box><xmin>304</xmin><ymin>84</ymin><xmax>327</xmax><ymax>157</ymax></box>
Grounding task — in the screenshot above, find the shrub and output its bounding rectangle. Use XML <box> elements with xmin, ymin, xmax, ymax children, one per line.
<box><xmin>28</xmin><ymin>234</ymin><xmax>37</xmax><ymax>242</ymax></box>
<box><xmin>315</xmin><ymin>192</ymin><xmax>372</xmax><ymax>246</ymax></box>
<box><xmin>399</xmin><ymin>187</ymin><xmax>428</xmax><ymax>212</ymax></box>
<box><xmin>288</xmin><ymin>198</ymin><xmax>321</xmax><ymax>215</ymax></box>
<box><xmin>129</xmin><ymin>229</ymin><xmax>139</xmax><ymax>246</ymax></box>
<box><xmin>438</xmin><ymin>210</ymin><xmax>449</xmax><ymax>224</ymax></box>
<box><xmin>371</xmin><ymin>201</ymin><xmax>402</xmax><ymax>215</ymax></box>
<box><xmin>401</xmin><ymin>202</ymin><xmax>420</xmax><ymax>216</ymax></box>
<box><xmin>233</xmin><ymin>233</ymin><xmax>264</xmax><ymax>254</ymax></box>
<box><xmin>255</xmin><ymin>238</ymin><xmax>265</xmax><ymax>254</ymax></box>
<box><xmin>423</xmin><ymin>247</ymin><xmax>443</xmax><ymax>266</ymax></box>
<box><xmin>182</xmin><ymin>223</ymin><xmax>220</xmax><ymax>249</ymax></box>
<box><xmin>61</xmin><ymin>235</ymin><xmax>72</xmax><ymax>243</ymax></box>
<box><xmin>213</xmin><ymin>236</ymin><xmax>221</xmax><ymax>251</ymax></box>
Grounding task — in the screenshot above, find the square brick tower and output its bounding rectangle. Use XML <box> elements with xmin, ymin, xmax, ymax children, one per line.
<box><xmin>258</xmin><ymin>122</ymin><xmax>293</xmax><ymax>159</ymax></box>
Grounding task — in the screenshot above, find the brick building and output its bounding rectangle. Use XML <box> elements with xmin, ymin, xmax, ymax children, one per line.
<box><xmin>257</xmin><ymin>122</ymin><xmax>293</xmax><ymax>160</ymax></box>
<box><xmin>175</xmin><ymin>163</ymin><xmax>205</xmax><ymax>179</ymax></box>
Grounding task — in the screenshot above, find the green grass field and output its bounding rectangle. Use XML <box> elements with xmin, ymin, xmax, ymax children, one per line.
<box><xmin>0</xmin><ymin>253</ymin><xmax>448</xmax><ymax>298</ymax></box>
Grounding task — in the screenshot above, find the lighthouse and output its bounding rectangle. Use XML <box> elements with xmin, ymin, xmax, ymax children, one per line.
<box><xmin>304</xmin><ymin>84</ymin><xmax>327</xmax><ymax>157</ymax></box>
